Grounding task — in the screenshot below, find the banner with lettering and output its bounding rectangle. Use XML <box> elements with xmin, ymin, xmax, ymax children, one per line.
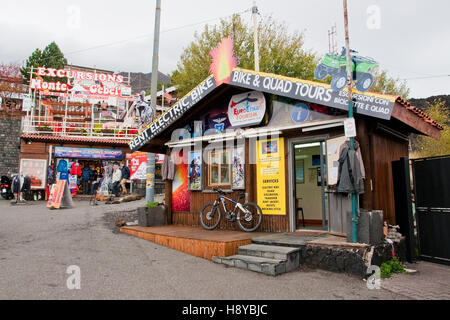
<box><xmin>256</xmin><ymin>137</ymin><xmax>286</xmax><ymax>215</ymax></box>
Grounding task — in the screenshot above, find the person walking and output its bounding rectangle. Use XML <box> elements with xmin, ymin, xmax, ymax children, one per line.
<box><xmin>111</xmin><ymin>162</ymin><xmax>122</xmax><ymax>197</ymax></box>
<box><xmin>120</xmin><ymin>161</ymin><xmax>130</xmax><ymax>195</ymax></box>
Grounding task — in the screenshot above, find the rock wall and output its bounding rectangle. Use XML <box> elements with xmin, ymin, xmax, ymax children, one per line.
<box><xmin>0</xmin><ymin>117</ymin><xmax>22</xmax><ymax>177</ymax></box>
<box><xmin>299</xmin><ymin>238</ymin><xmax>406</xmax><ymax>276</ymax></box>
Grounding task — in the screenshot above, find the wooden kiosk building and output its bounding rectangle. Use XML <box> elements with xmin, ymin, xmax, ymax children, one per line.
<box><xmin>129</xmin><ymin>68</ymin><xmax>441</xmax><ymax>234</ymax></box>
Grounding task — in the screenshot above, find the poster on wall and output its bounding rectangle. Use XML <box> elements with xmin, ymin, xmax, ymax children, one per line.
<box><xmin>20</xmin><ymin>159</ymin><xmax>47</xmax><ymax>189</ymax></box>
<box><xmin>127</xmin><ymin>152</ymin><xmax>148</xmax><ymax>180</ymax></box>
<box><xmin>325</xmin><ymin>136</ymin><xmax>347</xmax><ymax>186</ymax></box>
<box><xmin>188</xmin><ymin>151</ymin><xmax>202</xmax><ymax>191</ymax></box>
<box><xmin>172</xmin><ymin>150</ymin><xmax>190</xmax><ymax>212</ymax></box>
<box><xmin>228</xmin><ymin>91</ymin><xmax>266</xmax><ymax>127</ymax></box>
<box><xmin>256</xmin><ymin>138</ymin><xmax>286</xmax><ymax>215</ymax></box>
<box><xmin>232</xmin><ymin>146</ymin><xmax>245</xmax><ymax>190</ymax></box>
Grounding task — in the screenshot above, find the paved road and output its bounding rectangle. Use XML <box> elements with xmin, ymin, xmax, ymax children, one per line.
<box><xmin>0</xmin><ymin>199</ymin><xmax>408</xmax><ymax>300</ymax></box>
<box><xmin>381</xmin><ymin>261</ymin><xmax>450</xmax><ymax>300</ymax></box>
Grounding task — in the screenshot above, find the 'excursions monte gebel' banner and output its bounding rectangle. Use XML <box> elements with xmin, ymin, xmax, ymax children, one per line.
<box><xmin>256</xmin><ymin>137</ymin><xmax>286</xmax><ymax>215</ymax></box>
<box><xmin>29</xmin><ymin>67</ymin><xmax>131</xmax><ymax>98</ymax></box>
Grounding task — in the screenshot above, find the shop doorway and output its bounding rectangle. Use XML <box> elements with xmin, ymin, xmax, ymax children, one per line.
<box><xmin>289</xmin><ymin>138</ymin><xmax>328</xmax><ymax>231</ymax></box>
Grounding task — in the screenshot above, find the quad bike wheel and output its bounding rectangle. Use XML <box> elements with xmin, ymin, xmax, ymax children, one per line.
<box><xmin>314</xmin><ymin>64</ymin><xmax>328</xmax><ymax>80</ymax></box>
<box><xmin>331</xmin><ymin>72</ymin><xmax>348</xmax><ymax>92</ymax></box>
<box><xmin>356</xmin><ymin>73</ymin><xmax>374</xmax><ymax>92</ymax></box>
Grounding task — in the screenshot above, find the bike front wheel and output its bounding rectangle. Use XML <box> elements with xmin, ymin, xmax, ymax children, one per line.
<box><xmin>199</xmin><ymin>202</ymin><xmax>221</xmax><ymax>230</ymax></box>
<box><xmin>237</xmin><ymin>202</ymin><xmax>263</xmax><ymax>232</ymax></box>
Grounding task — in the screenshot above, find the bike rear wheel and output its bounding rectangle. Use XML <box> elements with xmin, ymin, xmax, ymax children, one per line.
<box><xmin>237</xmin><ymin>202</ymin><xmax>263</xmax><ymax>232</ymax></box>
<box><xmin>199</xmin><ymin>202</ymin><xmax>221</xmax><ymax>230</ymax></box>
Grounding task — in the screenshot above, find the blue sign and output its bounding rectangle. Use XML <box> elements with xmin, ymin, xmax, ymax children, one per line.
<box><xmin>54</xmin><ymin>147</ymin><xmax>123</xmax><ymax>160</ymax></box>
<box><xmin>290</xmin><ymin>102</ymin><xmax>310</xmax><ymax>123</ymax></box>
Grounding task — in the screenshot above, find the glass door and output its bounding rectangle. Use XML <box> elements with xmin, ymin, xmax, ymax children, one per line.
<box><xmin>292</xmin><ymin>141</ymin><xmax>328</xmax><ymax>230</ymax></box>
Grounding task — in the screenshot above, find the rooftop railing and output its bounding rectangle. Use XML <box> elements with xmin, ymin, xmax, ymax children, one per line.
<box><xmin>21</xmin><ymin>116</ymin><xmax>138</xmax><ymax>140</ymax></box>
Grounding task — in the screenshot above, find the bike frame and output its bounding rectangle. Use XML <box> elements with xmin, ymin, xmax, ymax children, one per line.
<box><xmin>215</xmin><ymin>195</ymin><xmax>244</xmax><ymax>219</ymax></box>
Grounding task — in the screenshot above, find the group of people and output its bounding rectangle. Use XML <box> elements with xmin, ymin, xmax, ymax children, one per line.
<box><xmin>47</xmin><ymin>159</ymin><xmax>131</xmax><ymax>198</ymax></box>
<box><xmin>91</xmin><ymin>161</ymin><xmax>130</xmax><ymax>197</ymax></box>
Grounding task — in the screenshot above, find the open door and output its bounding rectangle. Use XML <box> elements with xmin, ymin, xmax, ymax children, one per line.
<box><xmin>291</xmin><ymin>141</ymin><xmax>328</xmax><ymax>230</ymax></box>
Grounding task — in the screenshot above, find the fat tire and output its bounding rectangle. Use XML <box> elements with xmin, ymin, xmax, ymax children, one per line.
<box><xmin>237</xmin><ymin>202</ymin><xmax>263</xmax><ymax>232</ymax></box>
<box><xmin>314</xmin><ymin>64</ymin><xmax>328</xmax><ymax>80</ymax></box>
<box><xmin>331</xmin><ymin>71</ymin><xmax>348</xmax><ymax>92</ymax></box>
<box><xmin>356</xmin><ymin>73</ymin><xmax>374</xmax><ymax>92</ymax></box>
<box><xmin>199</xmin><ymin>202</ymin><xmax>221</xmax><ymax>230</ymax></box>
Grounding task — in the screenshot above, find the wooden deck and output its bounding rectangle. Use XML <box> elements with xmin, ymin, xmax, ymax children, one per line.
<box><xmin>120</xmin><ymin>225</ymin><xmax>273</xmax><ymax>260</ymax></box>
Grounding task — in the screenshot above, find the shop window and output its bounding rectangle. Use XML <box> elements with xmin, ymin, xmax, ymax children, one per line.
<box><xmin>206</xmin><ymin>149</ymin><xmax>231</xmax><ymax>188</ymax></box>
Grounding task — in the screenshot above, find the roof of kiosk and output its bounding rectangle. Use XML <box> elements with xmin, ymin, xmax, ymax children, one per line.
<box><xmin>129</xmin><ymin>68</ymin><xmax>442</xmax><ymax>153</ymax></box>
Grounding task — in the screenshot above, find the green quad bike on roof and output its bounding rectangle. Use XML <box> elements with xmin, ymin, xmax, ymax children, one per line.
<box><xmin>314</xmin><ymin>47</ymin><xmax>378</xmax><ymax>92</ymax></box>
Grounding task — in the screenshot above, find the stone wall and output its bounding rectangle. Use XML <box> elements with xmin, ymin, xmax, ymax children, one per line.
<box><xmin>298</xmin><ymin>238</ymin><xmax>406</xmax><ymax>276</ymax></box>
<box><xmin>0</xmin><ymin>116</ymin><xmax>22</xmax><ymax>177</ymax></box>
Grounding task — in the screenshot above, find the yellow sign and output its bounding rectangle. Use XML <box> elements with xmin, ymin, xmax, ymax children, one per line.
<box><xmin>256</xmin><ymin>137</ymin><xmax>286</xmax><ymax>215</ymax></box>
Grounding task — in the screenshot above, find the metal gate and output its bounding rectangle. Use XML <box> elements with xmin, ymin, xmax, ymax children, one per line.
<box><xmin>412</xmin><ymin>155</ymin><xmax>450</xmax><ymax>265</ymax></box>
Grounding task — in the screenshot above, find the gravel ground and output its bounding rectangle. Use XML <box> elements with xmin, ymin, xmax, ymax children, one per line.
<box><xmin>0</xmin><ymin>198</ymin><xmax>409</xmax><ymax>300</ymax></box>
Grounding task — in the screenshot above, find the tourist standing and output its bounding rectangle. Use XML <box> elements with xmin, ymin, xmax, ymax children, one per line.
<box><xmin>120</xmin><ymin>161</ymin><xmax>130</xmax><ymax>195</ymax></box>
<box><xmin>111</xmin><ymin>162</ymin><xmax>122</xmax><ymax>197</ymax></box>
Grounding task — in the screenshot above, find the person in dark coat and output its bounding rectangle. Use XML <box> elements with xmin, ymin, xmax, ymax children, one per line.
<box><xmin>81</xmin><ymin>166</ymin><xmax>93</xmax><ymax>195</ymax></box>
<box><xmin>21</xmin><ymin>175</ymin><xmax>32</xmax><ymax>201</ymax></box>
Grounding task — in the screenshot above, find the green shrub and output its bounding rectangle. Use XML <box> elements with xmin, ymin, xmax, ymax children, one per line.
<box><xmin>380</xmin><ymin>258</ymin><xmax>406</xmax><ymax>278</ymax></box>
<box><xmin>146</xmin><ymin>201</ymin><xmax>159</xmax><ymax>208</ymax></box>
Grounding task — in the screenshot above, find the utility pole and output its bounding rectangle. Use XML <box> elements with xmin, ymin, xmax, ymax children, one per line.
<box><xmin>252</xmin><ymin>1</ymin><xmax>260</xmax><ymax>72</ymax></box>
<box><xmin>146</xmin><ymin>0</ymin><xmax>161</xmax><ymax>204</ymax></box>
<box><xmin>343</xmin><ymin>0</ymin><xmax>358</xmax><ymax>243</ymax></box>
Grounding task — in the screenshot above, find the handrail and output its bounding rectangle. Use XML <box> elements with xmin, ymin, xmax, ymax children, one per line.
<box><xmin>22</xmin><ymin>116</ymin><xmax>138</xmax><ymax>140</ymax></box>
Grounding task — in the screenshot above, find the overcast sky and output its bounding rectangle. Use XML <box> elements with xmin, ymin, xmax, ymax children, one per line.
<box><xmin>1</xmin><ymin>0</ymin><xmax>449</xmax><ymax>98</ymax></box>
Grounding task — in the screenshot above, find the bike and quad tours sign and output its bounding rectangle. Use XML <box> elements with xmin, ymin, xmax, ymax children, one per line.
<box><xmin>229</xmin><ymin>69</ymin><xmax>396</xmax><ymax>120</ymax></box>
<box><xmin>227</xmin><ymin>91</ymin><xmax>266</xmax><ymax>127</ymax></box>
<box><xmin>256</xmin><ymin>137</ymin><xmax>286</xmax><ymax>215</ymax></box>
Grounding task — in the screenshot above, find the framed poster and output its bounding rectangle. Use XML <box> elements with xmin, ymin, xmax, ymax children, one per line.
<box><xmin>232</xmin><ymin>146</ymin><xmax>245</xmax><ymax>190</ymax></box>
<box><xmin>20</xmin><ymin>158</ymin><xmax>47</xmax><ymax>189</ymax></box>
<box><xmin>256</xmin><ymin>137</ymin><xmax>286</xmax><ymax>215</ymax></box>
<box><xmin>188</xmin><ymin>151</ymin><xmax>202</xmax><ymax>191</ymax></box>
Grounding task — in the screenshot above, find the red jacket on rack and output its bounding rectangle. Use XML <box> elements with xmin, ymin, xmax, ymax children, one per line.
<box><xmin>70</xmin><ymin>162</ymin><xmax>81</xmax><ymax>176</ymax></box>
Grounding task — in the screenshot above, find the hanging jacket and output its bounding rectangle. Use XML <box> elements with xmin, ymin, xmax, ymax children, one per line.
<box><xmin>161</xmin><ymin>152</ymin><xmax>175</xmax><ymax>181</ymax></box>
<box><xmin>338</xmin><ymin>140</ymin><xmax>365</xmax><ymax>179</ymax></box>
<box><xmin>337</xmin><ymin>145</ymin><xmax>364</xmax><ymax>194</ymax></box>
<box><xmin>12</xmin><ymin>175</ymin><xmax>21</xmax><ymax>193</ymax></box>
<box><xmin>57</xmin><ymin>159</ymin><xmax>68</xmax><ymax>173</ymax></box>
<box><xmin>70</xmin><ymin>162</ymin><xmax>81</xmax><ymax>176</ymax></box>
<box><xmin>21</xmin><ymin>175</ymin><xmax>31</xmax><ymax>192</ymax></box>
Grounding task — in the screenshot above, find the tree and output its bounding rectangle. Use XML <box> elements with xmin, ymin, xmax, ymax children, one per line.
<box><xmin>370</xmin><ymin>69</ymin><xmax>410</xmax><ymax>99</ymax></box>
<box><xmin>171</xmin><ymin>14</ymin><xmax>410</xmax><ymax>100</ymax></box>
<box><xmin>20</xmin><ymin>42</ymin><xmax>67</xmax><ymax>84</ymax></box>
<box><xmin>0</xmin><ymin>63</ymin><xmax>26</xmax><ymax>110</ymax></box>
<box><xmin>171</xmin><ymin>15</ymin><xmax>318</xmax><ymax>97</ymax></box>
<box><xmin>413</xmin><ymin>99</ymin><xmax>450</xmax><ymax>158</ymax></box>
